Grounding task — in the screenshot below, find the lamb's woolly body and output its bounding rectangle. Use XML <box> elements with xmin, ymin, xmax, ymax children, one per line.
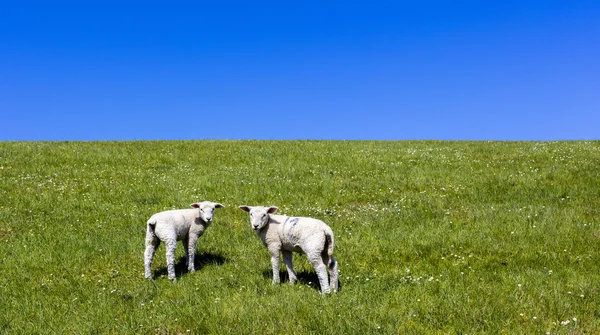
<box><xmin>240</xmin><ymin>206</ymin><xmax>339</xmax><ymax>294</ymax></box>
<box><xmin>148</xmin><ymin>209</ymin><xmax>209</xmax><ymax>242</ymax></box>
<box><xmin>144</xmin><ymin>201</ymin><xmax>223</xmax><ymax>281</ymax></box>
<box><xmin>257</xmin><ymin>214</ymin><xmax>332</xmax><ymax>258</ymax></box>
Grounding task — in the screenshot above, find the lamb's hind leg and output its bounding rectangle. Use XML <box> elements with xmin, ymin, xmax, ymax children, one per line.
<box><xmin>164</xmin><ymin>238</ymin><xmax>178</xmax><ymax>281</ymax></box>
<box><xmin>321</xmin><ymin>251</ymin><xmax>339</xmax><ymax>292</ymax></box>
<box><xmin>308</xmin><ymin>250</ymin><xmax>330</xmax><ymax>294</ymax></box>
<box><xmin>328</xmin><ymin>256</ymin><xmax>339</xmax><ymax>292</ymax></box>
<box><xmin>144</xmin><ymin>227</ymin><xmax>160</xmax><ymax>279</ymax></box>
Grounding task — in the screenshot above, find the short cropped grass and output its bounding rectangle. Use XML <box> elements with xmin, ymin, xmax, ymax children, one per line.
<box><xmin>0</xmin><ymin>140</ymin><xmax>599</xmax><ymax>334</ymax></box>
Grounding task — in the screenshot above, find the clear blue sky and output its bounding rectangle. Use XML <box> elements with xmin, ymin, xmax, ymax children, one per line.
<box><xmin>1</xmin><ymin>1</ymin><xmax>599</xmax><ymax>140</ymax></box>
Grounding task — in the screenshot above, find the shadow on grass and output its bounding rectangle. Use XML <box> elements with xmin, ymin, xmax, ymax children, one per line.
<box><xmin>153</xmin><ymin>252</ymin><xmax>227</xmax><ymax>279</ymax></box>
<box><xmin>261</xmin><ymin>269</ymin><xmax>342</xmax><ymax>292</ymax></box>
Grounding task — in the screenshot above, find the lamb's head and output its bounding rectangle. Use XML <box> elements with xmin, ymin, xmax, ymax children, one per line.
<box><xmin>191</xmin><ymin>201</ymin><xmax>225</xmax><ymax>223</ymax></box>
<box><xmin>239</xmin><ymin>205</ymin><xmax>278</xmax><ymax>230</ymax></box>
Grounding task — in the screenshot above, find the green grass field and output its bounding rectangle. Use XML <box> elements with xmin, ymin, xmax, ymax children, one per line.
<box><xmin>0</xmin><ymin>141</ymin><xmax>599</xmax><ymax>334</ymax></box>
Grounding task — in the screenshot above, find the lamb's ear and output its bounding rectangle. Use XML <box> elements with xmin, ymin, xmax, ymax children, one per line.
<box><xmin>213</xmin><ymin>203</ymin><xmax>225</xmax><ymax>209</ymax></box>
<box><xmin>239</xmin><ymin>205</ymin><xmax>251</xmax><ymax>212</ymax></box>
<box><xmin>266</xmin><ymin>206</ymin><xmax>279</xmax><ymax>214</ymax></box>
<box><xmin>191</xmin><ymin>203</ymin><xmax>201</xmax><ymax>209</ymax></box>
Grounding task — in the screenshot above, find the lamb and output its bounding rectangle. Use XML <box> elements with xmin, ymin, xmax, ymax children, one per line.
<box><xmin>144</xmin><ymin>201</ymin><xmax>224</xmax><ymax>281</ymax></box>
<box><xmin>238</xmin><ymin>205</ymin><xmax>339</xmax><ymax>293</ymax></box>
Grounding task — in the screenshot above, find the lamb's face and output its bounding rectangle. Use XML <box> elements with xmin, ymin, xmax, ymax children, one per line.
<box><xmin>191</xmin><ymin>201</ymin><xmax>225</xmax><ymax>223</ymax></box>
<box><xmin>239</xmin><ymin>205</ymin><xmax>278</xmax><ymax>230</ymax></box>
<box><xmin>249</xmin><ymin>207</ymin><xmax>270</xmax><ymax>230</ymax></box>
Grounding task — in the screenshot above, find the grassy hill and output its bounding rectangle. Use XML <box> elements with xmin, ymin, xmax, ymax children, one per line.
<box><xmin>0</xmin><ymin>141</ymin><xmax>599</xmax><ymax>334</ymax></box>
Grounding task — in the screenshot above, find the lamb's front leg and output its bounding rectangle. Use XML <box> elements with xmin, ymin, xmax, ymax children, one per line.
<box><xmin>269</xmin><ymin>247</ymin><xmax>281</xmax><ymax>284</ymax></box>
<box><xmin>186</xmin><ymin>234</ymin><xmax>199</xmax><ymax>272</ymax></box>
<box><xmin>183</xmin><ymin>237</ymin><xmax>190</xmax><ymax>270</ymax></box>
<box><xmin>282</xmin><ymin>250</ymin><xmax>297</xmax><ymax>284</ymax></box>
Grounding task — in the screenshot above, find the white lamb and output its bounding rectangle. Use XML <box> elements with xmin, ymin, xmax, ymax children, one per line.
<box><xmin>238</xmin><ymin>205</ymin><xmax>339</xmax><ymax>293</ymax></box>
<box><xmin>144</xmin><ymin>201</ymin><xmax>224</xmax><ymax>281</ymax></box>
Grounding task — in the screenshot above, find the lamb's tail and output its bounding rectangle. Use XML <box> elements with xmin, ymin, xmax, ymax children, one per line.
<box><xmin>146</xmin><ymin>217</ymin><xmax>157</xmax><ymax>234</ymax></box>
<box><xmin>324</xmin><ymin>228</ymin><xmax>335</xmax><ymax>268</ymax></box>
